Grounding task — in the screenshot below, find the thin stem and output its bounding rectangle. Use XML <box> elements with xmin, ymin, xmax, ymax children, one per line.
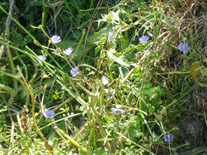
<box><xmin>0</xmin><ymin>84</ymin><xmax>15</xmax><ymax>95</ymax></box>
<box><xmin>6</xmin><ymin>46</ymin><xmax>17</xmax><ymax>90</ymax></box>
<box><xmin>17</xmin><ymin>66</ymin><xmax>53</xmax><ymax>151</ymax></box>
<box><xmin>0</xmin><ymin>6</ymin><xmax>63</xmax><ymax>70</ymax></box>
<box><xmin>70</xmin><ymin>29</ymin><xmax>86</xmax><ymax>61</ymax></box>
<box><xmin>42</xmin><ymin>0</ymin><xmax>47</xmax><ymax>30</ymax></box>
<box><xmin>54</xmin><ymin>126</ymin><xmax>91</xmax><ymax>154</ymax></box>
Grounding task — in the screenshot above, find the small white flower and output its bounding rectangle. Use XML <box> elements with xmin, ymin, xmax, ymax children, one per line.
<box><xmin>102</xmin><ymin>76</ymin><xmax>109</xmax><ymax>85</ymax></box>
<box><xmin>38</xmin><ymin>55</ymin><xmax>46</xmax><ymax>61</ymax></box>
<box><xmin>63</xmin><ymin>47</ymin><xmax>73</xmax><ymax>56</ymax></box>
<box><xmin>51</xmin><ymin>35</ymin><xmax>62</xmax><ymax>43</ymax></box>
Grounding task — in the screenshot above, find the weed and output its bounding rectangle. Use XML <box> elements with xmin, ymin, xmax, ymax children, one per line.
<box><xmin>1</xmin><ymin>0</ymin><xmax>207</xmax><ymax>154</ymax></box>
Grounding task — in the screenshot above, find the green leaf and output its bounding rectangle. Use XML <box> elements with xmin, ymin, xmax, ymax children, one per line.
<box><xmin>86</xmin><ymin>28</ymin><xmax>109</xmax><ymax>46</ymax></box>
<box><xmin>107</xmin><ymin>49</ymin><xmax>130</xmax><ymax>67</ymax></box>
<box><xmin>57</xmin><ymin>40</ymin><xmax>78</xmax><ymax>49</ymax></box>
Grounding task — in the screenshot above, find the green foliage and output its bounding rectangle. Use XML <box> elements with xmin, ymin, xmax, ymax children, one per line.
<box><xmin>1</xmin><ymin>0</ymin><xmax>207</xmax><ymax>154</ymax></box>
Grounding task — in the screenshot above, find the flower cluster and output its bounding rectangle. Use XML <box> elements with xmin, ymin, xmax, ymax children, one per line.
<box><xmin>46</xmin><ymin>35</ymin><xmax>79</xmax><ymax>77</ymax></box>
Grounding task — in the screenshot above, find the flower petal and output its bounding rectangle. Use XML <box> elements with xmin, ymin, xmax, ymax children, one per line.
<box><xmin>38</xmin><ymin>55</ymin><xmax>46</xmax><ymax>61</ymax></box>
<box><xmin>178</xmin><ymin>43</ymin><xmax>184</xmax><ymax>52</ymax></box>
<box><xmin>111</xmin><ymin>108</ymin><xmax>124</xmax><ymax>115</ymax></box>
<box><xmin>178</xmin><ymin>42</ymin><xmax>189</xmax><ymax>54</ymax></box>
<box><xmin>70</xmin><ymin>67</ymin><xmax>79</xmax><ymax>77</ymax></box>
<box><xmin>51</xmin><ymin>35</ymin><xmax>62</xmax><ymax>43</ymax></box>
<box><xmin>164</xmin><ymin>134</ymin><xmax>174</xmax><ymax>142</ymax></box>
<box><xmin>139</xmin><ymin>35</ymin><xmax>149</xmax><ymax>44</ymax></box>
<box><xmin>184</xmin><ymin>43</ymin><xmax>189</xmax><ymax>53</ymax></box>
<box><xmin>102</xmin><ymin>76</ymin><xmax>109</xmax><ymax>85</ymax></box>
<box><xmin>44</xmin><ymin>109</ymin><xmax>55</xmax><ymax>118</ymax></box>
<box><xmin>63</xmin><ymin>47</ymin><xmax>73</xmax><ymax>56</ymax></box>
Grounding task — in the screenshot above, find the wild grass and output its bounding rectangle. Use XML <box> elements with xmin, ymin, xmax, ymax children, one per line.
<box><xmin>1</xmin><ymin>0</ymin><xmax>207</xmax><ymax>154</ymax></box>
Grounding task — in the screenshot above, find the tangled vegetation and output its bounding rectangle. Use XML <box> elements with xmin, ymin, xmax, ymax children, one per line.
<box><xmin>1</xmin><ymin>0</ymin><xmax>207</xmax><ymax>154</ymax></box>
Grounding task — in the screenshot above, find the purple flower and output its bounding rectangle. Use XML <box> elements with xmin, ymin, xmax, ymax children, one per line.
<box><xmin>178</xmin><ymin>43</ymin><xmax>189</xmax><ymax>54</ymax></box>
<box><xmin>44</xmin><ymin>109</ymin><xmax>55</xmax><ymax>118</ymax></box>
<box><xmin>111</xmin><ymin>108</ymin><xmax>124</xmax><ymax>115</ymax></box>
<box><xmin>102</xmin><ymin>76</ymin><xmax>109</xmax><ymax>85</ymax></box>
<box><xmin>70</xmin><ymin>67</ymin><xmax>79</xmax><ymax>77</ymax></box>
<box><xmin>38</xmin><ymin>55</ymin><xmax>46</xmax><ymax>61</ymax></box>
<box><xmin>139</xmin><ymin>35</ymin><xmax>149</xmax><ymax>44</ymax></box>
<box><xmin>63</xmin><ymin>47</ymin><xmax>73</xmax><ymax>56</ymax></box>
<box><xmin>164</xmin><ymin>134</ymin><xmax>174</xmax><ymax>142</ymax></box>
<box><xmin>51</xmin><ymin>35</ymin><xmax>62</xmax><ymax>43</ymax></box>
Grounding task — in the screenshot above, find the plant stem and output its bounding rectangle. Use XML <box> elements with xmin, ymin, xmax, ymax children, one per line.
<box><xmin>54</xmin><ymin>126</ymin><xmax>91</xmax><ymax>154</ymax></box>
<box><xmin>17</xmin><ymin>66</ymin><xmax>53</xmax><ymax>151</ymax></box>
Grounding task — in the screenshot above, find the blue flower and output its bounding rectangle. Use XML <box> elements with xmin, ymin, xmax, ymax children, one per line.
<box><xmin>111</xmin><ymin>108</ymin><xmax>125</xmax><ymax>115</ymax></box>
<box><xmin>51</xmin><ymin>35</ymin><xmax>62</xmax><ymax>43</ymax></box>
<box><xmin>38</xmin><ymin>55</ymin><xmax>46</xmax><ymax>61</ymax></box>
<box><xmin>44</xmin><ymin>109</ymin><xmax>55</xmax><ymax>118</ymax></box>
<box><xmin>102</xmin><ymin>76</ymin><xmax>109</xmax><ymax>85</ymax></box>
<box><xmin>63</xmin><ymin>47</ymin><xmax>73</xmax><ymax>56</ymax></box>
<box><xmin>70</xmin><ymin>67</ymin><xmax>79</xmax><ymax>77</ymax></box>
<box><xmin>178</xmin><ymin>42</ymin><xmax>189</xmax><ymax>54</ymax></box>
<box><xmin>164</xmin><ymin>134</ymin><xmax>174</xmax><ymax>142</ymax></box>
<box><xmin>139</xmin><ymin>35</ymin><xmax>149</xmax><ymax>44</ymax></box>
